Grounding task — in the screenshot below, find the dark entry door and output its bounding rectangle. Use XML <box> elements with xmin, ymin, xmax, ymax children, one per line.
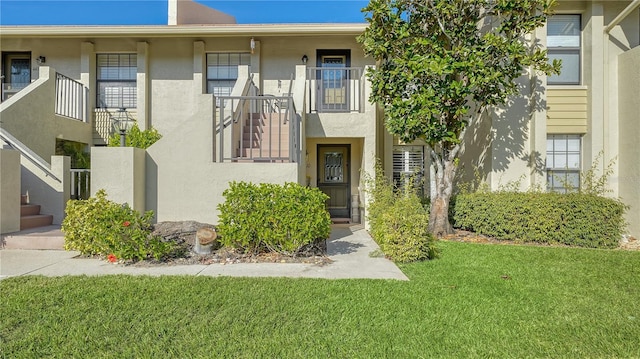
<box><xmin>318</xmin><ymin>145</ymin><xmax>350</xmax><ymax>218</ymax></box>
<box><xmin>316</xmin><ymin>50</ymin><xmax>350</xmax><ymax>112</ymax></box>
<box><xmin>1</xmin><ymin>53</ymin><xmax>31</xmax><ymax>101</ymax></box>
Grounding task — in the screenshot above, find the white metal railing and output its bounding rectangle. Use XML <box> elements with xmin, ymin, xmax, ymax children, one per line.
<box><xmin>307</xmin><ymin>67</ymin><xmax>364</xmax><ymax>113</ymax></box>
<box><xmin>216</xmin><ymin>95</ymin><xmax>299</xmax><ymax>163</ymax></box>
<box><xmin>70</xmin><ymin>169</ymin><xmax>90</xmax><ymax>200</ymax></box>
<box><xmin>0</xmin><ymin>128</ymin><xmax>61</xmax><ymax>183</ymax></box>
<box><xmin>55</xmin><ymin>73</ymin><xmax>88</xmax><ymax>122</ymax></box>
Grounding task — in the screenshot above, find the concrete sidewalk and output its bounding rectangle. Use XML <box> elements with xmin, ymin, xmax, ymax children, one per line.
<box><xmin>0</xmin><ymin>224</ymin><xmax>408</xmax><ymax>281</ymax></box>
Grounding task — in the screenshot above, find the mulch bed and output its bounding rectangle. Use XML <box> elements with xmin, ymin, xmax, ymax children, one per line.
<box><xmin>442</xmin><ymin>229</ymin><xmax>640</xmax><ymax>251</ymax></box>
<box><xmin>129</xmin><ymin>242</ymin><xmax>332</xmax><ymax>267</ymax></box>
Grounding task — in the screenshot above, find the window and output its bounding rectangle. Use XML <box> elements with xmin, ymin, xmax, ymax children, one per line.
<box><xmin>206</xmin><ymin>53</ymin><xmax>251</xmax><ymax>98</ymax></box>
<box><xmin>393</xmin><ymin>145</ymin><xmax>425</xmax><ymax>192</ymax></box>
<box><xmin>547</xmin><ymin>135</ymin><xmax>581</xmax><ymax>193</ymax></box>
<box><xmin>97</xmin><ymin>54</ymin><xmax>137</xmax><ymax>108</ymax></box>
<box><xmin>547</xmin><ymin>14</ymin><xmax>581</xmax><ymax>85</ymax></box>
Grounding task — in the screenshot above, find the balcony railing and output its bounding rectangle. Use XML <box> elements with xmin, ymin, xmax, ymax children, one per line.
<box><xmin>216</xmin><ymin>95</ymin><xmax>300</xmax><ymax>163</ymax></box>
<box><xmin>55</xmin><ymin>73</ymin><xmax>88</xmax><ymax>122</ymax></box>
<box><xmin>307</xmin><ymin>67</ymin><xmax>364</xmax><ymax>113</ymax></box>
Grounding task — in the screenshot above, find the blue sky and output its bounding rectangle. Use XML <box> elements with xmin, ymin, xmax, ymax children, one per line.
<box><xmin>0</xmin><ymin>0</ymin><xmax>369</xmax><ymax>25</ymax></box>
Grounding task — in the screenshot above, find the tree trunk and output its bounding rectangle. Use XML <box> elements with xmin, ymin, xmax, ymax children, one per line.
<box><xmin>428</xmin><ymin>156</ymin><xmax>456</xmax><ymax>238</ymax></box>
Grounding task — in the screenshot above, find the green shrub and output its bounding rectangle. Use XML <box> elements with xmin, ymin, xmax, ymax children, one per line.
<box><xmin>108</xmin><ymin>123</ymin><xmax>162</xmax><ymax>149</ymax></box>
<box><xmin>364</xmin><ymin>163</ymin><xmax>439</xmax><ymax>262</ymax></box>
<box><xmin>62</xmin><ymin>190</ymin><xmax>176</xmax><ymax>261</ymax></box>
<box><xmin>452</xmin><ymin>192</ymin><xmax>627</xmax><ymax>248</ymax></box>
<box><xmin>217</xmin><ymin>182</ymin><xmax>331</xmax><ymax>255</ymax></box>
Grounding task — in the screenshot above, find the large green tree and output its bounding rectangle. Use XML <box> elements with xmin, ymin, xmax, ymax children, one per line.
<box><xmin>359</xmin><ymin>0</ymin><xmax>560</xmax><ymax>237</ymax></box>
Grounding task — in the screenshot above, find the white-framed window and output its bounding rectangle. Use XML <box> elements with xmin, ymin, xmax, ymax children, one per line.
<box><xmin>206</xmin><ymin>53</ymin><xmax>251</xmax><ymax>98</ymax></box>
<box><xmin>393</xmin><ymin>145</ymin><xmax>425</xmax><ymax>193</ymax></box>
<box><xmin>547</xmin><ymin>14</ymin><xmax>581</xmax><ymax>85</ymax></box>
<box><xmin>547</xmin><ymin>134</ymin><xmax>581</xmax><ymax>193</ymax></box>
<box><xmin>96</xmin><ymin>54</ymin><xmax>137</xmax><ymax>108</ymax></box>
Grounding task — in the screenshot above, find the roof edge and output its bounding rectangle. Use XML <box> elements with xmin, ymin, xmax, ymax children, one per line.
<box><xmin>0</xmin><ymin>24</ymin><xmax>368</xmax><ymax>38</ymax></box>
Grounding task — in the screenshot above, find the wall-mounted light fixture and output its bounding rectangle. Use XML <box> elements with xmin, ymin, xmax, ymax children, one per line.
<box><xmin>36</xmin><ymin>56</ymin><xmax>46</xmax><ymax>64</ymax></box>
<box><xmin>301</xmin><ymin>54</ymin><xmax>308</xmax><ymax>64</ymax></box>
<box><xmin>250</xmin><ymin>37</ymin><xmax>256</xmax><ymax>54</ymax></box>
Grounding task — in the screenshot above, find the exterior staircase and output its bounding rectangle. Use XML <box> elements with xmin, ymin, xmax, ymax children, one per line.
<box><xmin>1</xmin><ymin>195</ymin><xmax>63</xmax><ymax>249</ymax></box>
<box><xmin>237</xmin><ymin>112</ymin><xmax>290</xmax><ymax>162</ymax></box>
<box><xmin>20</xmin><ymin>195</ymin><xmax>53</xmax><ymax>230</ymax></box>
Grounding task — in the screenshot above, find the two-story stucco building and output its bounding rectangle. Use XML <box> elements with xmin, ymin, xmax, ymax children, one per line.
<box><xmin>1</xmin><ymin>0</ymin><xmax>639</xmax><ymax>239</ymax></box>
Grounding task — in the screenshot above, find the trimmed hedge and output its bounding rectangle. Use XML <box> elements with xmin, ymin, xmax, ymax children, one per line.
<box><xmin>452</xmin><ymin>192</ymin><xmax>627</xmax><ymax>248</ymax></box>
<box><xmin>217</xmin><ymin>182</ymin><xmax>331</xmax><ymax>255</ymax></box>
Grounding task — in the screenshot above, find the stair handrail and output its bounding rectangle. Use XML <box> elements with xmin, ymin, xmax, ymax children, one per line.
<box><xmin>216</xmin><ymin>74</ymin><xmax>256</xmax><ymax>133</ymax></box>
<box><xmin>0</xmin><ymin>127</ymin><xmax>61</xmax><ymax>183</ymax></box>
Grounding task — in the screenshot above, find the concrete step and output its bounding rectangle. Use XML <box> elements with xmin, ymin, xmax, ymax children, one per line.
<box><xmin>20</xmin><ymin>204</ymin><xmax>41</xmax><ymax>216</ymax></box>
<box><xmin>233</xmin><ymin>158</ymin><xmax>292</xmax><ymax>163</ymax></box>
<box><xmin>20</xmin><ymin>214</ymin><xmax>54</xmax><ymax>230</ymax></box>
<box><xmin>245</xmin><ymin>116</ymin><xmax>287</xmax><ymax>126</ymax></box>
<box><xmin>239</xmin><ymin>148</ymin><xmax>290</xmax><ymax>158</ymax></box>
<box><xmin>1</xmin><ymin>225</ymin><xmax>64</xmax><ymax>250</ymax></box>
<box><xmin>242</xmin><ymin>139</ymin><xmax>290</xmax><ymax>148</ymax></box>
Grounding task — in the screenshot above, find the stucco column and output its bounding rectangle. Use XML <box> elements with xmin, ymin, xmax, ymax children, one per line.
<box><xmin>193</xmin><ymin>41</ymin><xmax>205</xmax><ymax>95</ymax></box>
<box><xmin>585</xmin><ymin>2</ymin><xmax>605</xmax><ymax>175</ymax></box>
<box><xmin>0</xmin><ymin>149</ymin><xmax>21</xmax><ymax>234</ymax></box>
<box><xmin>251</xmin><ymin>39</ymin><xmax>261</xmax><ymax>89</ymax></box>
<box><xmin>50</xmin><ymin>155</ymin><xmax>71</xmax><ymax>225</ymax></box>
<box><xmin>137</xmin><ymin>41</ymin><xmax>150</xmax><ymax>130</ymax></box>
<box><xmin>531</xmin><ymin>26</ymin><xmax>548</xmax><ymax>189</ymax></box>
<box><xmin>80</xmin><ymin>42</ymin><xmax>96</xmax><ymax>113</ymax></box>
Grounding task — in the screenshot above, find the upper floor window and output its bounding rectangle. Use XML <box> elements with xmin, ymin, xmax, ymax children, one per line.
<box><xmin>206</xmin><ymin>53</ymin><xmax>251</xmax><ymax>98</ymax></box>
<box><xmin>547</xmin><ymin>14</ymin><xmax>581</xmax><ymax>85</ymax></box>
<box><xmin>97</xmin><ymin>54</ymin><xmax>136</xmax><ymax>108</ymax></box>
<box><xmin>547</xmin><ymin>134</ymin><xmax>581</xmax><ymax>193</ymax></box>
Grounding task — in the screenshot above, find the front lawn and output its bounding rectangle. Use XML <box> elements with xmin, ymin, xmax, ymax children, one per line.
<box><xmin>1</xmin><ymin>241</ymin><xmax>639</xmax><ymax>357</ymax></box>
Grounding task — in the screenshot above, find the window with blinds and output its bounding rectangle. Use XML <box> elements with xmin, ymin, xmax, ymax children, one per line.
<box><xmin>206</xmin><ymin>53</ymin><xmax>251</xmax><ymax>98</ymax></box>
<box><xmin>96</xmin><ymin>54</ymin><xmax>137</xmax><ymax>108</ymax></box>
<box><xmin>393</xmin><ymin>146</ymin><xmax>425</xmax><ymax>192</ymax></box>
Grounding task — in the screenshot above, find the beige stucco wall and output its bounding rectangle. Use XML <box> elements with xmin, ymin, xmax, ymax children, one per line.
<box><xmin>618</xmin><ymin>45</ymin><xmax>640</xmax><ymax>237</ymax></box>
<box><xmin>579</xmin><ymin>2</ymin><xmax>640</xmax><ymax>196</ymax></box>
<box><xmin>146</xmin><ymin>92</ymin><xmax>299</xmax><ymax>224</ymax></box>
<box><xmin>0</xmin><ymin>149</ymin><xmax>21</xmax><ymax>234</ymax></box>
<box><xmin>91</xmin><ymin>147</ymin><xmax>146</xmax><ymax>213</ymax></box>
<box><xmin>20</xmin><ymin>155</ymin><xmax>70</xmax><ymax>224</ymax></box>
<box><xmin>0</xmin><ymin>67</ymin><xmax>92</xmax><ymax>160</ymax></box>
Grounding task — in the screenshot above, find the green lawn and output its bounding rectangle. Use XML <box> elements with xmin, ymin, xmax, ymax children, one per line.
<box><xmin>1</xmin><ymin>241</ymin><xmax>639</xmax><ymax>358</ymax></box>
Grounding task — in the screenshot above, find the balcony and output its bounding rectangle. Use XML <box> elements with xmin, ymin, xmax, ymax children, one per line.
<box><xmin>307</xmin><ymin>67</ymin><xmax>364</xmax><ymax>113</ymax></box>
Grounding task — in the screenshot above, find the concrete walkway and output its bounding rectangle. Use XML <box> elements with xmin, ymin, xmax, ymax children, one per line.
<box><xmin>0</xmin><ymin>224</ymin><xmax>408</xmax><ymax>281</ymax></box>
